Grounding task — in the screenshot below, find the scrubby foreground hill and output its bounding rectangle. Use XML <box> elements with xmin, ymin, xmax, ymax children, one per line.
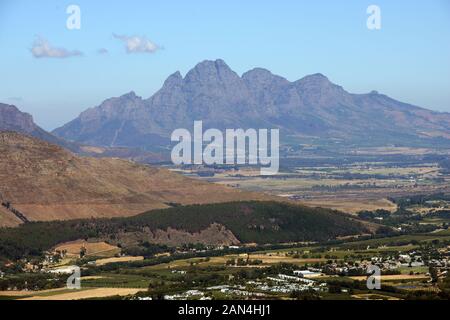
<box><xmin>0</xmin><ymin>201</ymin><xmax>370</xmax><ymax>260</ymax></box>
<box><xmin>0</xmin><ymin>132</ymin><xmax>266</xmax><ymax>227</ymax></box>
<box><xmin>53</xmin><ymin>59</ymin><xmax>450</xmax><ymax>149</ymax></box>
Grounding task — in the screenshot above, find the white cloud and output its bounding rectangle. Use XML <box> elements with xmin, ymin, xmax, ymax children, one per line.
<box><xmin>31</xmin><ymin>36</ymin><xmax>83</xmax><ymax>59</ymax></box>
<box><xmin>97</xmin><ymin>48</ymin><xmax>109</xmax><ymax>54</ymax></box>
<box><xmin>113</xmin><ymin>34</ymin><xmax>159</xmax><ymax>54</ymax></box>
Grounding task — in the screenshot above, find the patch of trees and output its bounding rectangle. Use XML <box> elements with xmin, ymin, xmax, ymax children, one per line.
<box><xmin>358</xmin><ymin>209</ymin><xmax>392</xmax><ymax>220</ymax></box>
<box><xmin>0</xmin><ymin>201</ymin><xmax>366</xmax><ymax>261</ymax></box>
<box><xmin>1</xmin><ymin>201</ymin><xmax>29</xmax><ymax>223</ymax></box>
<box><xmin>426</xmin><ymin>210</ymin><xmax>450</xmax><ymax>220</ymax></box>
<box><xmin>390</xmin><ymin>193</ymin><xmax>450</xmax><ymax>209</ymax></box>
<box><xmin>225</xmin><ymin>258</ymin><xmax>263</xmax><ymax>266</ymax></box>
<box><xmin>441</xmin><ymin>160</ymin><xmax>450</xmax><ymax>174</ymax></box>
<box><xmin>357</xmin><ymin>208</ymin><xmax>423</xmax><ymax>229</ymax></box>
<box><xmin>0</xmin><ymin>273</ymin><xmax>67</xmax><ymax>291</ymax></box>
<box><xmin>122</xmin><ymin>243</ymin><xmax>173</xmax><ymax>258</ymax></box>
<box><xmin>325</xmin><ymin>278</ymin><xmax>403</xmax><ymax>296</ymax></box>
<box><xmin>290</xmin><ymin>289</ymin><xmax>321</xmax><ymax>300</ymax></box>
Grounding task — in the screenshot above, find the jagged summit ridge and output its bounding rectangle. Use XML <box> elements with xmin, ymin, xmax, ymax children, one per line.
<box><xmin>51</xmin><ymin>59</ymin><xmax>450</xmax><ymax>149</ymax></box>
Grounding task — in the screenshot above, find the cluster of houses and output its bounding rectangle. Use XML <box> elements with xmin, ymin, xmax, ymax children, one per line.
<box><xmin>258</xmin><ymin>273</ymin><xmax>327</xmax><ymax>294</ymax></box>
<box><xmin>160</xmin><ymin>269</ymin><xmax>328</xmax><ymax>300</ymax></box>
<box><xmin>207</xmin><ymin>285</ymin><xmax>265</xmax><ymax>298</ymax></box>
<box><xmin>164</xmin><ymin>290</ymin><xmax>212</xmax><ymax>300</ymax></box>
<box><xmin>206</xmin><ymin>271</ymin><xmax>327</xmax><ymax>298</ymax></box>
<box><xmin>320</xmin><ymin>246</ymin><xmax>450</xmax><ymax>278</ymax></box>
<box><xmin>322</xmin><ymin>258</ymin><xmax>415</xmax><ymax>276</ymax></box>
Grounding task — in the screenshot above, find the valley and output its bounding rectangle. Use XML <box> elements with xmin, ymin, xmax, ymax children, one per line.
<box><xmin>174</xmin><ymin>144</ymin><xmax>450</xmax><ymax>214</ymax></box>
<box><xmin>1</xmin><ymin>0</ymin><xmax>450</xmax><ymax>310</ymax></box>
<box><xmin>1</xmin><ymin>218</ymin><xmax>449</xmax><ymax>300</ymax></box>
<box><xmin>1</xmin><ymin>60</ymin><xmax>449</xmax><ymax>301</ymax></box>
<box><xmin>1</xmin><ymin>127</ymin><xmax>449</xmax><ymax>301</ymax></box>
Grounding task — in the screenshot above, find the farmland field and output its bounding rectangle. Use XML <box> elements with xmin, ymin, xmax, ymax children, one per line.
<box><xmin>19</xmin><ymin>288</ymin><xmax>145</xmax><ymax>300</ymax></box>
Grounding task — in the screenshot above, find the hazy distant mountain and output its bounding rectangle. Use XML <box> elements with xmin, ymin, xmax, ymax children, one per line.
<box><xmin>0</xmin><ymin>103</ymin><xmax>166</xmax><ymax>163</ymax></box>
<box><xmin>0</xmin><ymin>103</ymin><xmax>81</xmax><ymax>152</ymax></box>
<box><xmin>53</xmin><ymin>59</ymin><xmax>450</xmax><ymax>149</ymax></box>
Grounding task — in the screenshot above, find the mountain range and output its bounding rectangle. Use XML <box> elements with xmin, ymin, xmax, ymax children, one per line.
<box><xmin>52</xmin><ymin>59</ymin><xmax>450</xmax><ymax>150</ymax></box>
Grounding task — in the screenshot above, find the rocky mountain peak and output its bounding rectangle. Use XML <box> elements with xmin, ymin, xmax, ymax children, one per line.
<box><xmin>296</xmin><ymin>73</ymin><xmax>332</xmax><ymax>85</ymax></box>
<box><xmin>0</xmin><ymin>103</ymin><xmax>37</xmax><ymax>133</ymax></box>
<box><xmin>51</xmin><ymin>59</ymin><xmax>450</xmax><ymax>148</ymax></box>
<box><xmin>294</xmin><ymin>73</ymin><xmax>347</xmax><ymax>99</ymax></box>
<box><xmin>242</xmin><ymin>68</ymin><xmax>290</xmax><ymax>87</ymax></box>
<box><xmin>0</xmin><ymin>103</ymin><xmax>81</xmax><ymax>152</ymax></box>
<box><xmin>162</xmin><ymin>71</ymin><xmax>183</xmax><ymax>89</ymax></box>
<box><xmin>121</xmin><ymin>91</ymin><xmax>141</xmax><ymax>100</ymax></box>
<box><xmin>184</xmin><ymin>59</ymin><xmax>240</xmax><ymax>84</ymax></box>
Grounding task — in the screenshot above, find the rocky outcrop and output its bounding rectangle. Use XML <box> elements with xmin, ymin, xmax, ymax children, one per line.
<box><xmin>109</xmin><ymin>223</ymin><xmax>241</xmax><ymax>247</ymax></box>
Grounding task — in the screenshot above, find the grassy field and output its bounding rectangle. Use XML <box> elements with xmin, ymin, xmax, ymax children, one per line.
<box><xmin>19</xmin><ymin>288</ymin><xmax>145</xmax><ymax>300</ymax></box>
<box><xmin>349</xmin><ymin>275</ymin><xmax>429</xmax><ymax>281</ymax></box>
<box><xmin>81</xmin><ymin>274</ymin><xmax>153</xmax><ymax>289</ymax></box>
<box><xmin>94</xmin><ymin>256</ymin><xmax>144</xmax><ymax>266</ymax></box>
<box><xmin>55</xmin><ymin>240</ymin><xmax>120</xmax><ymax>258</ymax></box>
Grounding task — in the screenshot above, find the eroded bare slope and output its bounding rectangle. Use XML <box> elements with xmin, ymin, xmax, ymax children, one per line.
<box><xmin>0</xmin><ymin>131</ymin><xmax>267</xmax><ymax>226</ymax></box>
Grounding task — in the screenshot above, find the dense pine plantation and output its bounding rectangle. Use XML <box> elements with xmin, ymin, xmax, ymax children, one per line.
<box><xmin>0</xmin><ymin>201</ymin><xmax>368</xmax><ymax>260</ymax></box>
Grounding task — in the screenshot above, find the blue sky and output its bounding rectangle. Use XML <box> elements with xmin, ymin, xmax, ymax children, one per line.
<box><xmin>0</xmin><ymin>0</ymin><xmax>449</xmax><ymax>130</ymax></box>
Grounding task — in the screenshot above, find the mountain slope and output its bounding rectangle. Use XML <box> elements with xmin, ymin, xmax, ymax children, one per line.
<box><xmin>0</xmin><ymin>201</ymin><xmax>370</xmax><ymax>259</ymax></box>
<box><xmin>0</xmin><ymin>103</ymin><xmax>167</xmax><ymax>163</ymax></box>
<box><xmin>0</xmin><ymin>132</ymin><xmax>268</xmax><ymax>227</ymax></box>
<box><xmin>53</xmin><ymin>59</ymin><xmax>450</xmax><ymax>149</ymax></box>
<box><xmin>0</xmin><ymin>103</ymin><xmax>82</xmax><ymax>152</ymax></box>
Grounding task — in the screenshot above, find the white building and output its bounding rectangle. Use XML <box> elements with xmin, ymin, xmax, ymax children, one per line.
<box><xmin>47</xmin><ymin>265</ymin><xmax>78</xmax><ymax>274</ymax></box>
<box><xmin>294</xmin><ymin>270</ymin><xmax>322</xmax><ymax>278</ymax></box>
